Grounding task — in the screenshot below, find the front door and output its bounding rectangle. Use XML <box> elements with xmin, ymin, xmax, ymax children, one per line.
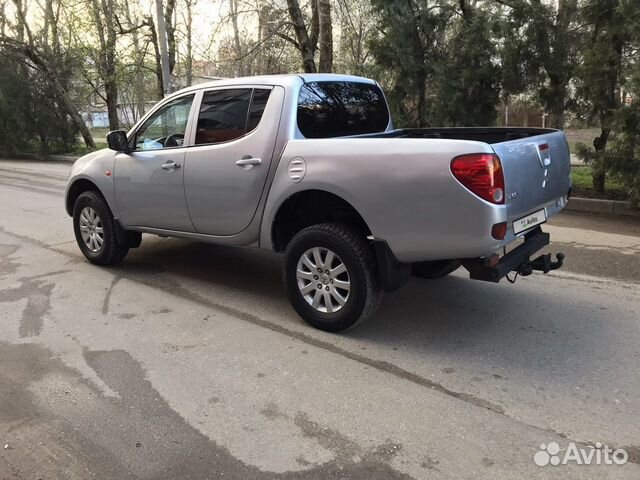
<box><xmin>184</xmin><ymin>86</ymin><xmax>283</xmax><ymax>236</ymax></box>
<box><xmin>114</xmin><ymin>94</ymin><xmax>196</xmax><ymax>232</ymax></box>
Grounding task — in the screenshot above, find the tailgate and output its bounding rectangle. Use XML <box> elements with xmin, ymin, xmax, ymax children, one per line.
<box><xmin>492</xmin><ymin>130</ymin><xmax>572</xmax><ymax>231</ymax></box>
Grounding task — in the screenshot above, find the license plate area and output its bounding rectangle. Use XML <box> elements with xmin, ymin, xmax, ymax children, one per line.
<box><xmin>513</xmin><ymin>209</ymin><xmax>547</xmax><ymax>235</ymax></box>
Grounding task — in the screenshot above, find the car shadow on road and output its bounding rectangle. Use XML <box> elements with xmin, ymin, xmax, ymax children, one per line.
<box><xmin>115</xmin><ymin>237</ymin><xmax>617</xmax><ymax>380</ymax></box>
<box><xmin>351</xmin><ymin>273</ymin><xmax>619</xmax><ymax>378</ymax></box>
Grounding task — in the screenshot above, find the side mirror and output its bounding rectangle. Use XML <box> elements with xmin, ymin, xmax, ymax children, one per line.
<box><xmin>106</xmin><ymin>130</ymin><xmax>130</xmax><ymax>152</ymax></box>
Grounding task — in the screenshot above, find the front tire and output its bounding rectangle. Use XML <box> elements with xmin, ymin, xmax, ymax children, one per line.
<box><xmin>284</xmin><ymin>224</ymin><xmax>381</xmax><ymax>332</ymax></box>
<box><xmin>73</xmin><ymin>191</ymin><xmax>129</xmax><ymax>265</ymax></box>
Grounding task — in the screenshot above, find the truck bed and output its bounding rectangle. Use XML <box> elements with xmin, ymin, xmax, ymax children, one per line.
<box><xmin>350</xmin><ymin>126</ymin><xmax>572</xmax><ymax>250</ymax></box>
<box><xmin>359</xmin><ymin>127</ymin><xmax>558</xmax><ymax>145</ymax></box>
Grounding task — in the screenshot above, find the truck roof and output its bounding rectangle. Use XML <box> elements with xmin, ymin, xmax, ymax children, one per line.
<box><xmin>177</xmin><ymin>73</ymin><xmax>376</xmax><ymax>95</ymax></box>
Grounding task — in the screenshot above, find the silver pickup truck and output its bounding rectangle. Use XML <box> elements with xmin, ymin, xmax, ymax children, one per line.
<box><xmin>65</xmin><ymin>74</ymin><xmax>570</xmax><ymax>331</ymax></box>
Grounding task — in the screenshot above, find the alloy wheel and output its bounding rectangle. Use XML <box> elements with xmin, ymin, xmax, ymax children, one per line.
<box><xmin>296</xmin><ymin>247</ymin><xmax>351</xmax><ymax>313</ymax></box>
<box><xmin>78</xmin><ymin>206</ymin><xmax>104</xmax><ymax>252</ymax></box>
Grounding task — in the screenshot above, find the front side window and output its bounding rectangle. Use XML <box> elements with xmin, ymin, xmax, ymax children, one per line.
<box><xmin>297</xmin><ymin>81</ymin><xmax>390</xmax><ymax>138</ymax></box>
<box><xmin>134</xmin><ymin>94</ymin><xmax>194</xmax><ymax>150</ymax></box>
<box><xmin>195</xmin><ymin>88</ymin><xmax>271</xmax><ymax>145</ymax></box>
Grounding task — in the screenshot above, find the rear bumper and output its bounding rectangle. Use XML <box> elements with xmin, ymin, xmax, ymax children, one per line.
<box><xmin>461</xmin><ymin>227</ymin><xmax>564</xmax><ymax>282</ymax></box>
<box><xmin>373</xmin><ymin>226</ymin><xmax>564</xmax><ymax>290</ymax></box>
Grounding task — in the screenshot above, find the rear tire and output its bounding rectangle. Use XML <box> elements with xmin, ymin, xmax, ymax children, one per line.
<box><xmin>412</xmin><ymin>260</ymin><xmax>460</xmax><ymax>279</ymax></box>
<box><xmin>284</xmin><ymin>223</ymin><xmax>381</xmax><ymax>332</ymax></box>
<box><xmin>73</xmin><ymin>191</ymin><xmax>129</xmax><ymax>265</ymax></box>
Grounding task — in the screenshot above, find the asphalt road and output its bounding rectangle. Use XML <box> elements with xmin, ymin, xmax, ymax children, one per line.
<box><xmin>1</xmin><ymin>159</ymin><xmax>639</xmax><ymax>479</ymax></box>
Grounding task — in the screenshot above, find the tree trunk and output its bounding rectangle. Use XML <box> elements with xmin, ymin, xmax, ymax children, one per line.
<box><xmin>257</xmin><ymin>4</ymin><xmax>265</xmax><ymax>74</ymax></box>
<box><xmin>88</xmin><ymin>0</ymin><xmax>119</xmax><ymax>129</ymax></box>
<box><xmin>13</xmin><ymin>0</ymin><xmax>26</xmax><ymax>42</ymax></box>
<box><xmin>310</xmin><ymin>0</ymin><xmax>319</xmax><ymax>52</ymax></box>
<box><xmin>148</xmin><ymin>18</ymin><xmax>165</xmax><ymax>100</ymax></box>
<box><xmin>105</xmin><ymin>78</ymin><xmax>119</xmax><ymax>131</ymax></box>
<box><xmin>317</xmin><ymin>0</ymin><xmax>333</xmax><ymax>72</ymax></box>
<box><xmin>0</xmin><ymin>2</ymin><xmax>5</xmax><ymax>36</ymax></box>
<box><xmin>592</xmin><ymin>128</ymin><xmax>610</xmax><ymax>192</ymax></box>
<box><xmin>164</xmin><ymin>0</ymin><xmax>176</xmax><ymax>73</ymax></box>
<box><xmin>406</xmin><ymin>3</ymin><xmax>427</xmax><ymax>126</ymax></box>
<box><xmin>185</xmin><ymin>0</ymin><xmax>193</xmax><ymax>85</ymax></box>
<box><xmin>155</xmin><ymin>0</ymin><xmax>171</xmax><ymax>95</ymax></box>
<box><xmin>42</xmin><ymin>0</ymin><xmax>60</xmax><ymax>53</ymax></box>
<box><xmin>586</xmin><ymin>2</ymin><xmax>623</xmax><ymax>194</ymax></box>
<box><xmin>542</xmin><ymin>0</ymin><xmax>577</xmax><ymax>130</ymax></box>
<box><xmin>416</xmin><ymin>78</ymin><xmax>427</xmax><ymax>127</ymax></box>
<box><xmin>43</xmin><ymin>0</ymin><xmax>50</xmax><ymax>46</ymax></box>
<box><xmin>546</xmin><ymin>74</ymin><xmax>566</xmax><ymax>129</ymax></box>
<box><xmin>286</xmin><ymin>0</ymin><xmax>317</xmax><ymax>73</ymax></box>
<box><xmin>104</xmin><ymin>3</ymin><xmax>119</xmax><ymax>130</ymax></box>
<box><xmin>229</xmin><ymin>0</ymin><xmax>243</xmax><ymax>75</ymax></box>
<box><xmin>124</xmin><ymin>0</ymin><xmax>146</xmax><ymax>119</ymax></box>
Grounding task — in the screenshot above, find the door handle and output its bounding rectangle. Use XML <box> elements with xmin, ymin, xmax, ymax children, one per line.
<box><xmin>161</xmin><ymin>161</ymin><xmax>181</xmax><ymax>170</ymax></box>
<box><xmin>235</xmin><ymin>157</ymin><xmax>262</xmax><ymax>169</ymax></box>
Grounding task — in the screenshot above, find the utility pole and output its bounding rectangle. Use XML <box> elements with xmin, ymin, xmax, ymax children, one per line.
<box><xmin>155</xmin><ymin>0</ymin><xmax>171</xmax><ymax>95</ymax></box>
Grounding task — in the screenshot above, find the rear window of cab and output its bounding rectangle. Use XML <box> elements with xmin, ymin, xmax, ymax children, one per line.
<box><xmin>297</xmin><ymin>81</ymin><xmax>390</xmax><ymax>138</ymax></box>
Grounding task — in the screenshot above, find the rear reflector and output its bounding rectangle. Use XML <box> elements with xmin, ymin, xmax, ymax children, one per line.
<box><xmin>451</xmin><ymin>153</ymin><xmax>505</xmax><ymax>205</ymax></box>
<box><xmin>491</xmin><ymin>222</ymin><xmax>507</xmax><ymax>240</ymax></box>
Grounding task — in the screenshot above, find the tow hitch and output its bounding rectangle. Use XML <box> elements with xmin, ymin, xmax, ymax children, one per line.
<box><xmin>461</xmin><ymin>227</ymin><xmax>565</xmax><ymax>283</ymax></box>
<box><xmin>516</xmin><ymin>252</ymin><xmax>565</xmax><ymax>277</ymax></box>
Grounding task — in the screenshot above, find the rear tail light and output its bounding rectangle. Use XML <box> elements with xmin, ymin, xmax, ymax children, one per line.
<box><xmin>451</xmin><ymin>153</ymin><xmax>505</xmax><ymax>204</ymax></box>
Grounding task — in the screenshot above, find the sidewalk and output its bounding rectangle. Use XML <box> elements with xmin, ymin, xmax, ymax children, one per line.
<box><xmin>565</xmin><ymin>197</ymin><xmax>639</xmax><ymax>217</ymax></box>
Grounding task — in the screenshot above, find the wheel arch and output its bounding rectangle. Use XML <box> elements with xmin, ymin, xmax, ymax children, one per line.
<box><xmin>271</xmin><ymin>189</ymin><xmax>372</xmax><ymax>253</ymax></box>
<box><xmin>66</xmin><ymin>178</ymin><xmax>105</xmax><ymax>216</ymax></box>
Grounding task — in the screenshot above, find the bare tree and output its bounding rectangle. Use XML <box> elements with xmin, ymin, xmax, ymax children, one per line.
<box><xmin>123</xmin><ymin>0</ymin><xmax>147</xmax><ymax>118</ymax></box>
<box><xmin>285</xmin><ymin>0</ymin><xmax>317</xmax><ymax>73</ymax></box>
<box><xmin>335</xmin><ymin>0</ymin><xmax>373</xmax><ymax>74</ymax></box>
<box><xmin>88</xmin><ymin>0</ymin><xmax>120</xmax><ymax>130</ymax></box>
<box><xmin>147</xmin><ymin>16</ymin><xmax>166</xmax><ymax>100</ymax></box>
<box><xmin>281</xmin><ymin>0</ymin><xmax>333</xmax><ymax>73</ymax></box>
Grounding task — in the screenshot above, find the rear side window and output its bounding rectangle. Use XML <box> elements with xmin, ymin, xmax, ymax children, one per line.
<box><xmin>247</xmin><ymin>89</ymin><xmax>271</xmax><ymax>131</ymax></box>
<box><xmin>195</xmin><ymin>88</ymin><xmax>271</xmax><ymax>145</ymax></box>
<box><xmin>297</xmin><ymin>82</ymin><xmax>389</xmax><ymax>138</ymax></box>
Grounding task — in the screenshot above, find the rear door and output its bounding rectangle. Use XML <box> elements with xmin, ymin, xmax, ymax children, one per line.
<box><xmin>183</xmin><ymin>86</ymin><xmax>283</xmax><ymax>235</ymax></box>
<box><xmin>492</xmin><ymin>130</ymin><xmax>572</xmax><ymax>231</ymax></box>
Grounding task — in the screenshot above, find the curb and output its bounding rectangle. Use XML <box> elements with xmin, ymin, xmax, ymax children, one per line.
<box><xmin>566</xmin><ymin>197</ymin><xmax>640</xmax><ymax>218</ymax></box>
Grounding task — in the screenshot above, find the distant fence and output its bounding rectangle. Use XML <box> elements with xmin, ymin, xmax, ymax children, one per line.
<box><xmin>496</xmin><ymin>105</ymin><xmax>545</xmax><ymax>128</ymax></box>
